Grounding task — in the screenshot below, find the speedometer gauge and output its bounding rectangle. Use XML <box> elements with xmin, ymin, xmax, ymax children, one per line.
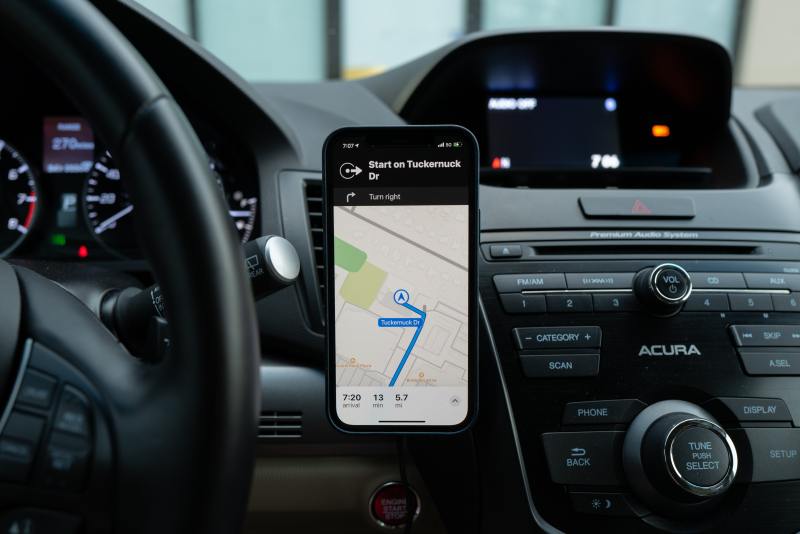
<box><xmin>0</xmin><ymin>139</ymin><xmax>38</xmax><ymax>256</ymax></box>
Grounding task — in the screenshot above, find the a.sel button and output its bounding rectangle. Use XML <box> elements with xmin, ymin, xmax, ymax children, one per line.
<box><xmin>493</xmin><ymin>273</ymin><xmax>566</xmax><ymax>293</ymax></box>
<box><xmin>514</xmin><ymin>326</ymin><xmax>602</xmax><ymax>350</ymax></box>
<box><xmin>541</xmin><ymin>431</ymin><xmax>625</xmax><ymax>485</ymax></box>
<box><xmin>729</xmin><ymin>428</ymin><xmax>800</xmax><ymax>482</ymax></box>
<box><xmin>520</xmin><ymin>354</ymin><xmax>599</xmax><ymax>378</ymax></box>
<box><xmin>730</xmin><ymin>325</ymin><xmax>800</xmax><ymax>347</ymax></box>
<box><xmin>739</xmin><ymin>351</ymin><xmax>800</xmax><ymax>375</ymax></box>
<box><xmin>710</xmin><ymin>397</ymin><xmax>792</xmax><ymax>423</ymax></box>
<box><xmin>563</xmin><ymin>399</ymin><xmax>646</xmax><ymax>425</ymax></box>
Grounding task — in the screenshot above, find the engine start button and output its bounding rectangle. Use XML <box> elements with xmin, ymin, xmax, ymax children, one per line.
<box><xmin>370</xmin><ymin>482</ymin><xmax>420</xmax><ymax>529</ymax></box>
<box><xmin>669</xmin><ymin>424</ymin><xmax>731</xmax><ymax>488</ymax></box>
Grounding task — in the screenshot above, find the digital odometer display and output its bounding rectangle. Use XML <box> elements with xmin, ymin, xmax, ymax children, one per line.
<box><xmin>486</xmin><ymin>96</ymin><xmax>621</xmax><ymax>170</ymax></box>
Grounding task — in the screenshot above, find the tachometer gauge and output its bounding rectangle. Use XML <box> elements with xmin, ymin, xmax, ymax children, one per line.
<box><xmin>83</xmin><ymin>152</ymin><xmax>137</xmax><ymax>255</ymax></box>
<box><xmin>0</xmin><ymin>139</ymin><xmax>38</xmax><ymax>256</ymax></box>
<box><xmin>209</xmin><ymin>155</ymin><xmax>258</xmax><ymax>243</ymax></box>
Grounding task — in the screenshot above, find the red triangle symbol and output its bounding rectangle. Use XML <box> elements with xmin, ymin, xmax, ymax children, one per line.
<box><xmin>631</xmin><ymin>199</ymin><xmax>652</xmax><ymax>215</ymax></box>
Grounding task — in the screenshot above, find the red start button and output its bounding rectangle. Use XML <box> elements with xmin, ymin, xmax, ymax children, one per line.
<box><xmin>370</xmin><ymin>482</ymin><xmax>420</xmax><ymax>529</ymax></box>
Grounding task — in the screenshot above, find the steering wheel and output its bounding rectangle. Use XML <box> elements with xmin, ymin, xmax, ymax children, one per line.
<box><xmin>0</xmin><ymin>2</ymin><xmax>259</xmax><ymax>533</ymax></box>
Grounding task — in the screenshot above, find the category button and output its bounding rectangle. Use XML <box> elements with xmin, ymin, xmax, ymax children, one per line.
<box><xmin>541</xmin><ymin>431</ymin><xmax>625</xmax><ymax>485</ymax></box>
<box><xmin>520</xmin><ymin>354</ymin><xmax>599</xmax><ymax>378</ymax></box>
<box><xmin>514</xmin><ymin>326</ymin><xmax>601</xmax><ymax>350</ymax></box>
<box><xmin>565</xmin><ymin>273</ymin><xmax>634</xmax><ymax>290</ymax></box>
<box><xmin>730</xmin><ymin>325</ymin><xmax>800</xmax><ymax>347</ymax></box>
<box><xmin>493</xmin><ymin>273</ymin><xmax>566</xmax><ymax>293</ymax></box>
<box><xmin>563</xmin><ymin>399</ymin><xmax>646</xmax><ymax>425</ymax></box>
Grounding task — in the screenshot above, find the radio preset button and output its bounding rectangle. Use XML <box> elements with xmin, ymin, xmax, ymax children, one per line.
<box><xmin>684</xmin><ymin>293</ymin><xmax>730</xmax><ymax>311</ymax></box>
<box><xmin>728</xmin><ymin>293</ymin><xmax>773</xmax><ymax>311</ymax></box>
<box><xmin>593</xmin><ymin>293</ymin><xmax>640</xmax><ymax>312</ymax></box>
<box><xmin>520</xmin><ymin>354</ymin><xmax>599</xmax><ymax>378</ymax></box>
<box><xmin>541</xmin><ymin>431</ymin><xmax>625</xmax><ymax>485</ymax></box>
<box><xmin>514</xmin><ymin>326</ymin><xmax>601</xmax><ymax>350</ymax></box>
<box><xmin>500</xmin><ymin>294</ymin><xmax>546</xmax><ymax>314</ymax></box>
<box><xmin>691</xmin><ymin>272</ymin><xmax>746</xmax><ymax>289</ymax></box>
<box><xmin>493</xmin><ymin>273</ymin><xmax>566</xmax><ymax>293</ymax></box>
<box><xmin>565</xmin><ymin>273</ymin><xmax>634</xmax><ymax>290</ymax></box>
<box><xmin>546</xmin><ymin>294</ymin><xmax>592</xmax><ymax>313</ymax></box>
<box><xmin>563</xmin><ymin>399</ymin><xmax>646</xmax><ymax>425</ymax></box>
<box><xmin>744</xmin><ymin>273</ymin><xmax>800</xmax><ymax>291</ymax></box>
<box><xmin>772</xmin><ymin>293</ymin><xmax>800</xmax><ymax>312</ymax></box>
<box><xmin>739</xmin><ymin>351</ymin><xmax>800</xmax><ymax>375</ymax></box>
<box><xmin>730</xmin><ymin>325</ymin><xmax>800</xmax><ymax>347</ymax></box>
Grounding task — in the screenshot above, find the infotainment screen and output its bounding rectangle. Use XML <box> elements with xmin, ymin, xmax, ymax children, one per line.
<box><xmin>486</xmin><ymin>96</ymin><xmax>621</xmax><ymax>170</ymax></box>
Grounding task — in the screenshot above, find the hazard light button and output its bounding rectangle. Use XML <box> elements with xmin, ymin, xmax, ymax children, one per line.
<box><xmin>579</xmin><ymin>197</ymin><xmax>695</xmax><ymax>219</ymax></box>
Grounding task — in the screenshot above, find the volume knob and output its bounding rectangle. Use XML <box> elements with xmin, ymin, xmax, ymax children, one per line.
<box><xmin>634</xmin><ymin>263</ymin><xmax>692</xmax><ymax>316</ymax></box>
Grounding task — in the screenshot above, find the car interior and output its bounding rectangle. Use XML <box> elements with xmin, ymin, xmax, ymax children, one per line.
<box><xmin>1</xmin><ymin>1</ymin><xmax>800</xmax><ymax>533</ymax></box>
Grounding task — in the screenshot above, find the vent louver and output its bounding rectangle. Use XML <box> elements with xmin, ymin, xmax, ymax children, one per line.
<box><xmin>304</xmin><ymin>180</ymin><xmax>325</xmax><ymax>313</ymax></box>
<box><xmin>258</xmin><ymin>411</ymin><xmax>303</xmax><ymax>439</ymax></box>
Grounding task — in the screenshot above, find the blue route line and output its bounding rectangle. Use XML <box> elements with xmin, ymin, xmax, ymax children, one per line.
<box><xmin>388</xmin><ymin>300</ymin><xmax>426</xmax><ymax>387</ymax></box>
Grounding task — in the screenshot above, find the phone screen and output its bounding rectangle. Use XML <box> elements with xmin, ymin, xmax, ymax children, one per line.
<box><xmin>324</xmin><ymin>126</ymin><xmax>478</xmax><ymax>433</ymax></box>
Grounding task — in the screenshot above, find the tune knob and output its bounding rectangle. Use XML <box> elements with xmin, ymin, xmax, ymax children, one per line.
<box><xmin>623</xmin><ymin>401</ymin><xmax>738</xmax><ymax>515</ymax></box>
<box><xmin>634</xmin><ymin>263</ymin><xmax>692</xmax><ymax>316</ymax></box>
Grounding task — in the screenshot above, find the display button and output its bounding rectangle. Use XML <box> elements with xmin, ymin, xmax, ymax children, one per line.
<box><xmin>493</xmin><ymin>273</ymin><xmax>566</xmax><ymax>293</ymax></box>
<box><xmin>40</xmin><ymin>431</ymin><xmax>91</xmax><ymax>491</ymax></box>
<box><xmin>520</xmin><ymin>354</ymin><xmax>599</xmax><ymax>378</ymax></box>
<box><xmin>53</xmin><ymin>386</ymin><xmax>91</xmax><ymax>437</ymax></box>
<box><xmin>0</xmin><ymin>509</ymin><xmax>81</xmax><ymax>534</ymax></box>
<box><xmin>691</xmin><ymin>272</ymin><xmax>746</xmax><ymax>289</ymax></box>
<box><xmin>579</xmin><ymin>196</ymin><xmax>695</xmax><ymax>219</ymax></box>
<box><xmin>728</xmin><ymin>293</ymin><xmax>773</xmax><ymax>311</ymax></box>
<box><xmin>16</xmin><ymin>370</ymin><xmax>58</xmax><ymax>409</ymax></box>
<box><xmin>570</xmin><ymin>492</ymin><xmax>642</xmax><ymax>517</ymax></box>
<box><xmin>772</xmin><ymin>293</ymin><xmax>800</xmax><ymax>312</ymax></box>
<box><xmin>684</xmin><ymin>293</ymin><xmax>730</xmax><ymax>311</ymax></box>
<box><xmin>739</xmin><ymin>350</ymin><xmax>800</xmax><ymax>375</ymax></box>
<box><xmin>730</xmin><ymin>428</ymin><xmax>800</xmax><ymax>482</ymax></box>
<box><xmin>669</xmin><ymin>425</ymin><xmax>731</xmax><ymax>488</ymax></box>
<box><xmin>541</xmin><ymin>431</ymin><xmax>625</xmax><ymax>485</ymax></box>
<box><xmin>546</xmin><ymin>294</ymin><xmax>592</xmax><ymax>313</ymax></box>
<box><xmin>514</xmin><ymin>326</ymin><xmax>601</xmax><ymax>350</ymax></box>
<box><xmin>744</xmin><ymin>273</ymin><xmax>800</xmax><ymax>290</ymax></box>
<box><xmin>489</xmin><ymin>244</ymin><xmax>522</xmax><ymax>259</ymax></box>
<box><xmin>710</xmin><ymin>397</ymin><xmax>792</xmax><ymax>423</ymax></box>
<box><xmin>565</xmin><ymin>273</ymin><xmax>634</xmax><ymax>290</ymax></box>
<box><xmin>499</xmin><ymin>294</ymin><xmax>545</xmax><ymax>314</ymax></box>
<box><xmin>563</xmin><ymin>399</ymin><xmax>646</xmax><ymax>425</ymax></box>
<box><xmin>729</xmin><ymin>325</ymin><xmax>800</xmax><ymax>347</ymax></box>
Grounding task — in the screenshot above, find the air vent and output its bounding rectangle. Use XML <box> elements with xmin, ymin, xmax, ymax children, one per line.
<box><xmin>304</xmin><ymin>180</ymin><xmax>325</xmax><ymax>313</ymax></box>
<box><xmin>258</xmin><ymin>411</ymin><xmax>303</xmax><ymax>439</ymax></box>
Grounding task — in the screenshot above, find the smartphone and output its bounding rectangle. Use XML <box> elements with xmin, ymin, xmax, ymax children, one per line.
<box><xmin>323</xmin><ymin>125</ymin><xmax>479</xmax><ymax>433</ymax></box>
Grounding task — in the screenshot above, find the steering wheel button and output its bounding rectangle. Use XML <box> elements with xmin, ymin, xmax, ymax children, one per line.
<box><xmin>0</xmin><ymin>509</ymin><xmax>81</xmax><ymax>534</ymax></box>
<box><xmin>0</xmin><ymin>437</ymin><xmax>37</xmax><ymax>482</ymax></box>
<box><xmin>53</xmin><ymin>387</ymin><xmax>91</xmax><ymax>437</ymax></box>
<box><xmin>17</xmin><ymin>369</ymin><xmax>57</xmax><ymax>409</ymax></box>
<box><xmin>41</xmin><ymin>431</ymin><xmax>91</xmax><ymax>492</ymax></box>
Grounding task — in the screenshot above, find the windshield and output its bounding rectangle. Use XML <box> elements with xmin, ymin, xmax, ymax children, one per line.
<box><xmin>135</xmin><ymin>0</ymin><xmax>800</xmax><ymax>86</ymax></box>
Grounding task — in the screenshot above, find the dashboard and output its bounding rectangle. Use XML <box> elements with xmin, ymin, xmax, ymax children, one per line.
<box><xmin>5</xmin><ymin>2</ymin><xmax>800</xmax><ymax>533</ymax></box>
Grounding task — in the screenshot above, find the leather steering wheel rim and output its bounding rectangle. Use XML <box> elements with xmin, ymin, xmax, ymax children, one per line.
<box><xmin>0</xmin><ymin>1</ymin><xmax>260</xmax><ymax>532</ymax></box>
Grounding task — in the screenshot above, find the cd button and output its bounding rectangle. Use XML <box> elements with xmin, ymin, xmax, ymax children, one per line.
<box><xmin>691</xmin><ymin>272</ymin><xmax>746</xmax><ymax>289</ymax></box>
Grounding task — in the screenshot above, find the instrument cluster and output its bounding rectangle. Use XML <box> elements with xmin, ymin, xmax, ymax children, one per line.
<box><xmin>0</xmin><ymin>115</ymin><xmax>259</xmax><ymax>260</ymax></box>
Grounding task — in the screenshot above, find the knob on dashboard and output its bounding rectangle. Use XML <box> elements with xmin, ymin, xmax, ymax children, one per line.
<box><xmin>623</xmin><ymin>401</ymin><xmax>738</xmax><ymax>515</ymax></box>
<box><xmin>634</xmin><ymin>263</ymin><xmax>692</xmax><ymax>316</ymax></box>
